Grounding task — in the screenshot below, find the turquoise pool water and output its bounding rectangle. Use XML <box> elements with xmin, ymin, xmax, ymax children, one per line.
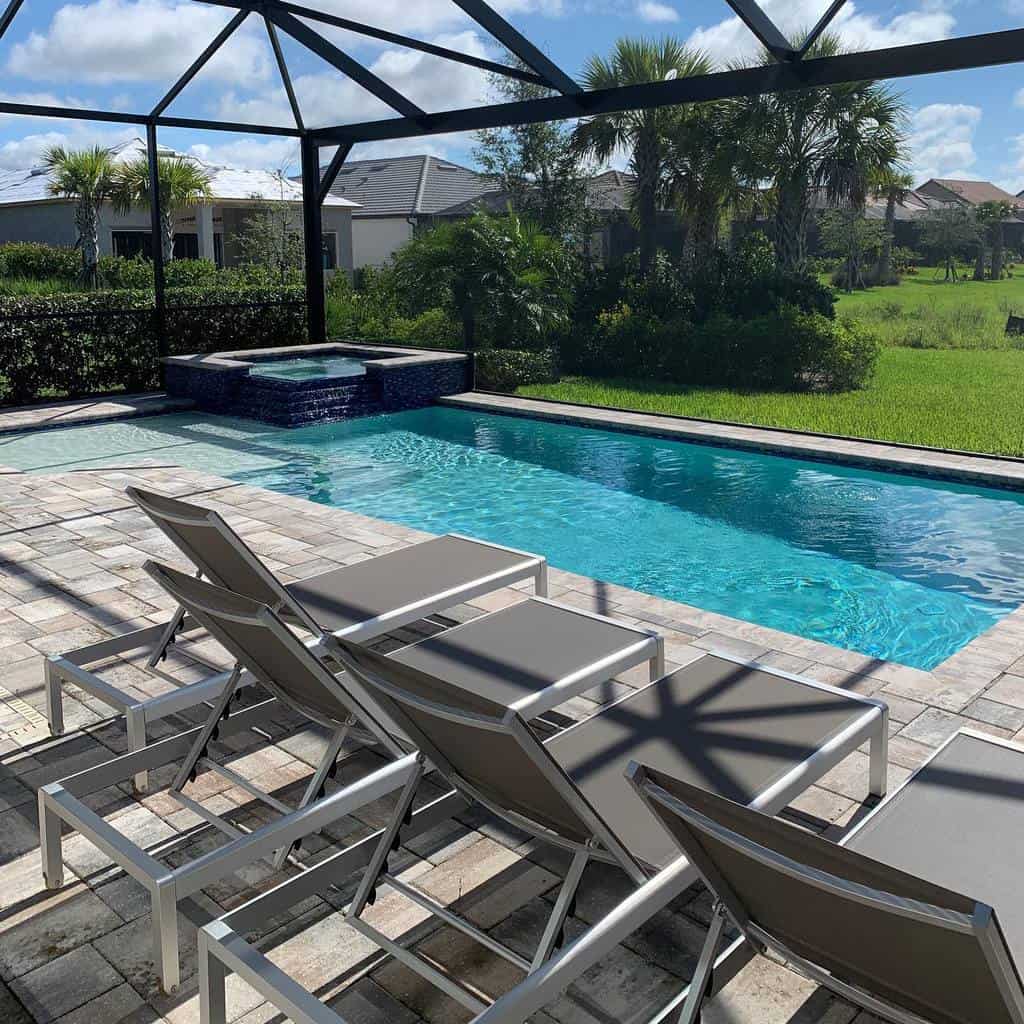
<box><xmin>4</xmin><ymin>407</ymin><xmax>1024</xmax><ymax>670</ymax></box>
<box><xmin>249</xmin><ymin>356</ymin><xmax>366</xmax><ymax>381</ymax></box>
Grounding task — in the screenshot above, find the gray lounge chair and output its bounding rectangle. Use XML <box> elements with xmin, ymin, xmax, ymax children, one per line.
<box><xmin>627</xmin><ymin>727</ymin><xmax>1024</xmax><ymax>1024</ymax></box>
<box><xmin>44</xmin><ymin>485</ymin><xmax>548</xmax><ymax>788</ymax></box>
<box><xmin>41</xmin><ymin>560</ymin><xmax>663</xmax><ymax>993</ymax></box>
<box><xmin>195</xmin><ymin>641</ymin><xmax>889</xmax><ymax>1024</ymax></box>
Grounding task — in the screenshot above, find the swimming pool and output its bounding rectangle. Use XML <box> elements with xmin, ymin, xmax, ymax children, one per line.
<box><xmin>4</xmin><ymin>406</ymin><xmax>1023</xmax><ymax>670</ymax></box>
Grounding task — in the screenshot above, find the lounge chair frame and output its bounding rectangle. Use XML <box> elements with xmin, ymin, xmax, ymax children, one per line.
<box><xmin>627</xmin><ymin>726</ymin><xmax>1024</xmax><ymax>1024</ymax></box>
<box><xmin>44</xmin><ymin>484</ymin><xmax>548</xmax><ymax>790</ymax></box>
<box><xmin>195</xmin><ymin>652</ymin><xmax>888</xmax><ymax>1024</ymax></box>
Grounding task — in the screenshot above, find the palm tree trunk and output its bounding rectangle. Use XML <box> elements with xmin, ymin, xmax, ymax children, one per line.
<box><xmin>991</xmin><ymin>222</ymin><xmax>1005</xmax><ymax>280</ymax></box>
<box><xmin>875</xmin><ymin>190</ymin><xmax>896</xmax><ymax>283</ymax></box>
<box><xmin>633</xmin><ymin>128</ymin><xmax>660</xmax><ymax>277</ymax></box>
<box><xmin>774</xmin><ymin>179</ymin><xmax>808</xmax><ymax>272</ymax></box>
<box><xmin>162</xmin><ymin>209</ymin><xmax>175</xmax><ymax>264</ymax></box>
<box><xmin>974</xmin><ymin>242</ymin><xmax>986</xmax><ymax>282</ymax></box>
<box><xmin>75</xmin><ymin>198</ymin><xmax>100</xmax><ymax>289</ymax></box>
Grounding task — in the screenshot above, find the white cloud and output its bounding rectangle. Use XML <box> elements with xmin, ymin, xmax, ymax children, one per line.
<box><xmin>0</xmin><ymin>125</ymin><xmax>138</xmax><ymax>170</ymax></box>
<box><xmin>636</xmin><ymin>1</ymin><xmax>679</xmax><ymax>23</ymax></box>
<box><xmin>687</xmin><ymin>0</ymin><xmax>955</xmax><ymax>64</ymax></box>
<box><xmin>906</xmin><ymin>103</ymin><xmax>981</xmax><ymax>184</ymax></box>
<box><xmin>215</xmin><ymin>31</ymin><xmax>494</xmax><ymax>130</ymax></box>
<box><xmin>6</xmin><ymin>0</ymin><xmax>272</xmax><ymax>86</ymax></box>
<box><xmin>995</xmin><ymin>135</ymin><xmax>1024</xmax><ymax>197</ymax></box>
<box><xmin>188</xmin><ymin>137</ymin><xmax>301</xmax><ymax>174</ymax></box>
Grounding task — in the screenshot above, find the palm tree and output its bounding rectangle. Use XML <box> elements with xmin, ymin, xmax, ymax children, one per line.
<box><xmin>43</xmin><ymin>145</ymin><xmax>118</xmax><ymax>288</ymax></box>
<box><xmin>737</xmin><ymin>33</ymin><xmax>906</xmax><ymax>272</ymax></box>
<box><xmin>572</xmin><ymin>38</ymin><xmax>712</xmax><ymax>276</ymax></box>
<box><xmin>664</xmin><ymin>98</ymin><xmax>754</xmax><ymax>262</ymax></box>
<box><xmin>871</xmin><ymin>169</ymin><xmax>914</xmax><ymax>284</ymax></box>
<box><xmin>976</xmin><ymin>200</ymin><xmax>1016</xmax><ymax>280</ymax></box>
<box><xmin>113</xmin><ymin>155</ymin><xmax>213</xmax><ymax>263</ymax></box>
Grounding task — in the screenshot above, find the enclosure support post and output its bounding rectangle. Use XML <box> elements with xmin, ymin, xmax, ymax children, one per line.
<box><xmin>146</xmin><ymin>122</ymin><xmax>168</xmax><ymax>372</ymax></box>
<box><xmin>300</xmin><ymin>135</ymin><xmax>326</xmax><ymax>344</ymax></box>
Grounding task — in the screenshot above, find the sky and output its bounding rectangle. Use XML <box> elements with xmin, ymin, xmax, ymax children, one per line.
<box><xmin>0</xmin><ymin>0</ymin><xmax>1021</xmax><ymax>192</ymax></box>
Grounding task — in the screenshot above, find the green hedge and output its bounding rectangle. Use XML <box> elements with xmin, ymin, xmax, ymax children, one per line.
<box><xmin>0</xmin><ymin>242</ymin><xmax>80</xmax><ymax>280</ymax></box>
<box><xmin>475</xmin><ymin>348</ymin><xmax>560</xmax><ymax>392</ymax></box>
<box><xmin>0</xmin><ymin>285</ymin><xmax>305</xmax><ymax>406</ymax></box>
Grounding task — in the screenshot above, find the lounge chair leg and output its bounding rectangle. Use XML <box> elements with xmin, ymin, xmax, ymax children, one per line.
<box><xmin>272</xmin><ymin>720</ymin><xmax>352</xmax><ymax>869</ymax></box>
<box><xmin>44</xmin><ymin>658</ymin><xmax>65</xmax><ymax>737</ymax></box>
<box><xmin>38</xmin><ymin>787</ymin><xmax>64</xmax><ymax>890</ymax></box>
<box><xmin>531</xmin><ymin>849</ymin><xmax>589</xmax><ymax>970</ymax></box>
<box><xmin>171</xmin><ymin>666</ymin><xmax>241</xmax><ymax>793</ymax></box>
<box><xmin>348</xmin><ymin>757</ymin><xmax>425</xmax><ymax>919</ymax></box>
<box><xmin>147</xmin><ymin>602</ymin><xmax>188</xmax><ymax>668</ymax></box>
<box><xmin>535</xmin><ymin>562</ymin><xmax>549</xmax><ymax>598</ymax></box>
<box><xmin>651</xmin><ymin>636</ymin><xmax>666</xmax><ymax>680</ymax></box>
<box><xmin>869</xmin><ymin>708</ymin><xmax>889</xmax><ymax>799</ymax></box>
<box><xmin>678</xmin><ymin>903</ymin><xmax>728</xmax><ymax>1024</ymax></box>
<box><xmin>153</xmin><ymin>878</ymin><xmax>181</xmax><ymax>994</ymax></box>
<box><xmin>198</xmin><ymin>929</ymin><xmax>227</xmax><ymax>1024</ymax></box>
<box><xmin>126</xmin><ymin>705</ymin><xmax>149</xmax><ymax>793</ymax></box>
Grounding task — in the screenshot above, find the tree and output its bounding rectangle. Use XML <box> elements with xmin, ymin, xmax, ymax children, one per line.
<box><xmin>234</xmin><ymin>187</ymin><xmax>306</xmax><ymax>284</ymax></box>
<box><xmin>737</xmin><ymin>33</ymin><xmax>905</xmax><ymax>272</ymax></box>
<box><xmin>920</xmin><ymin>203</ymin><xmax>975</xmax><ymax>281</ymax></box>
<box><xmin>43</xmin><ymin>145</ymin><xmax>118</xmax><ymax>288</ymax></box>
<box><xmin>976</xmin><ymin>200</ymin><xmax>1015</xmax><ymax>280</ymax></box>
<box><xmin>113</xmin><ymin>155</ymin><xmax>212</xmax><ymax>263</ymax></box>
<box><xmin>393</xmin><ymin>212</ymin><xmax>574</xmax><ymax>349</ymax></box>
<box><xmin>572</xmin><ymin>38</ymin><xmax>712</xmax><ymax>276</ymax></box>
<box><xmin>663</xmin><ymin>98</ymin><xmax>755</xmax><ymax>262</ymax></box>
<box><xmin>871</xmin><ymin>169</ymin><xmax>914</xmax><ymax>284</ymax></box>
<box><xmin>819</xmin><ymin>208</ymin><xmax>885</xmax><ymax>291</ymax></box>
<box><xmin>473</xmin><ymin>62</ymin><xmax>590</xmax><ymax>240</ymax></box>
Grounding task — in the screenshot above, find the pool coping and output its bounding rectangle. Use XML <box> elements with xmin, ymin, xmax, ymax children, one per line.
<box><xmin>0</xmin><ymin>392</ymin><xmax>194</xmax><ymax>439</ymax></box>
<box><xmin>441</xmin><ymin>391</ymin><xmax>1024</xmax><ymax>491</ymax></box>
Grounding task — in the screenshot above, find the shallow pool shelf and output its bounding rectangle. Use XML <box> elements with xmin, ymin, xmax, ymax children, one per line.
<box><xmin>164</xmin><ymin>342</ymin><xmax>470</xmax><ymax>426</ymax></box>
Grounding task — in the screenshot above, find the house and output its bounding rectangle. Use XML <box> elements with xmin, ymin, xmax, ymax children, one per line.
<box><xmin>0</xmin><ymin>138</ymin><xmax>359</xmax><ymax>273</ymax></box>
<box><xmin>916</xmin><ymin>178</ymin><xmax>1023</xmax><ymax>208</ymax></box>
<box><xmin>318</xmin><ymin>154</ymin><xmax>493</xmax><ymax>268</ymax></box>
<box><xmin>431</xmin><ymin>168</ymin><xmax>686</xmax><ymax>265</ymax></box>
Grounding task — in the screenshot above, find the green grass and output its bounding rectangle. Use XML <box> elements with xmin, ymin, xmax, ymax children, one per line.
<box><xmin>829</xmin><ymin>270</ymin><xmax>1024</xmax><ymax>349</ymax></box>
<box><xmin>520</xmin><ymin>348</ymin><xmax>1024</xmax><ymax>456</ymax></box>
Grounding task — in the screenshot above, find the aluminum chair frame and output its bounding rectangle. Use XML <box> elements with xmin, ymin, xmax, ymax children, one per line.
<box><xmin>626</xmin><ymin>726</ymin><xmax>1024</xmax><ymax>1024</ymax></box>
<box><xmin>44</xmin><ymin>485</ymin><xmax>548</xmax><ymax>790</ymax></box>
<box><xmin>195</xmin><ymin>652</ymin><xmax>888</xmax><ymax>1024</ymax></box>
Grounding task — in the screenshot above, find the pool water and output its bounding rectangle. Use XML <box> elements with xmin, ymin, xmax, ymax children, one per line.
<box><xmin>4</xmin><ymin>406</ymin><xmax>1024</xmax><ymax>670</ymax></box>
<box><xmin>249</xmin><ymin>356</ymin><xmax>367</xmax><ymax>381</ymax></box>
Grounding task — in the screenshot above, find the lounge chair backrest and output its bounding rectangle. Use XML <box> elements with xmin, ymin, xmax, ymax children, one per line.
<box><xmin>631</xmin><ymin>762</ymin><xmax>1024</xmax><ymax>1024</ymax></box>
<box><xmin>128</xmin><ymin>487</ymin><xmax>315</xmax><ymax>632</ymax></box>
<box><xmin>144</xmin><ymin>561</ymin><xmax>401</xmax><ymax>755</ymax></box>
<box><xmin>333</xmin><ymin>637</ymin><xmax>640</xmax><ymax>873</ymax></box>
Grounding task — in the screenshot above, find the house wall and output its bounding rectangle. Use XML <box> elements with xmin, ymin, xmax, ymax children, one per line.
<box><xmin>0</xmin><ymin>201</ymin><xmax>78</xmax><ymax>247</ymax></box>
<box><xmin>352</xmin><ymin>216</ymin><xmax>413</xmax><ymax>268</ymax></box>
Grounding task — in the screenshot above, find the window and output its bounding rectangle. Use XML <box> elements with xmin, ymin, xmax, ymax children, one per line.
<box><xmin>322</xmin><ymin>232</ymin><xmax>337</xmax><ymax>270</ymax></box>
<box><xmin>112</xmin><ymin>230</ymin><xmax>152</xmax><ymax>259</ymax></box>
<box><xmin>173</xmin><ymin>233</ymin><xmax>199</xmax><ymax>260</ymax></box>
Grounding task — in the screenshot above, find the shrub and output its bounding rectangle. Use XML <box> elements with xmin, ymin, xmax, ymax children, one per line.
<box><xmin>0</xmin><ymin>285</ymin><xmax>305</xmax><ymax>405</ymax></box>
<box><xmin>475</xmin><ymin>348</ymin><xmax>560</xmax><ymax>392</ymax></box>
<box><xmin>100</xmin><ymin>256</ymin><xmax>220</xmax><ymax>290</ymax></box>
<box><xmin>0</xmin><ymin>242</ymin><xmax>80</xmax><ymax>280</ymax></box>
<box><xmin>388</xmin><ymin>308</ymin><xmax>460</xmax><ymax>347</ymax></box>
<box><xmin>663</xmin><ymin>308</ymin><xmax>879</xmax><ymax>392</ymax></box>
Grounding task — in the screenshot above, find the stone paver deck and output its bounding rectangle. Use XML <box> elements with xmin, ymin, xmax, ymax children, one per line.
<box><xmin>0</xmin><ymin>412</ymin><xmax>1021</xmax><ymax>1022</ymax></box>
<box><xmin>0</xmin><ymin>393</ymin><xmax>193</xmax><ymax>439</ymax></box>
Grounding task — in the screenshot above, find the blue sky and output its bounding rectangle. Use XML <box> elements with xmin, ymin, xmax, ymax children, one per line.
<box><xmin>0</xmin><ymin>0</ymin><xmax>1021</xmax><ymax>192</ymax></box>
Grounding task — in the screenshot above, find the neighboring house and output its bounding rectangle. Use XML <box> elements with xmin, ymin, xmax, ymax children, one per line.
<box><xmin>433</xmin><ymin>168</ymin><xmax>686</xmax><ymax>265</ymax></box>
<box><xmin>916</xmin><ymin>178</ymin><xmax>1022</xmax><ymax>208</ymax></box>
<box><xmin>0</xmin><ymin>138</ymin><xmax>359</xmax><ymax>273</ymax></box>
<box><xmin>317</xmin><ymin>155</ymin><xmax>493</xmax><ymax>268</ymax></box>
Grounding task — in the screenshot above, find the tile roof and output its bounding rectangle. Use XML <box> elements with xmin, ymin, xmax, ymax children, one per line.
<box><xmin>0</xmin><ymin>137</ymin><xmax>357</xmax><ymax>208</ymax></box>
<box><xmin>321</xmin><ymin>154</ymin><xmax>492</xmax><ymax>217</ymax></box>
<box><xmin>917</xmin><ymin>178</ymin><xmax>1022</xmax><ymax>207</ymax></box>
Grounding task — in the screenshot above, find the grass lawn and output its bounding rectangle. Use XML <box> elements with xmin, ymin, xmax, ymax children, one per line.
<box><xmin>520</xmin><ymin>348</ymin><xmax>1024</xmax><ymax>456</ymax></box>
<box><xmin>828</xmin><ymin>270</ymin><xmax>1024</xmax><ymax>348</ymax></box>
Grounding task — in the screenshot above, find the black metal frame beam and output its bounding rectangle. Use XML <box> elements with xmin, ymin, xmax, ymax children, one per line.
<box><xmin>721</xmin><ymin>0</ymin><xmax>796</xmax><ymax>61</ymax></box>
<box><xmin>193</xmin><ymin>0</ymin><xmax>546</xmax><ymax>85</ymax></box>
<box><xmin>146</xmin><ymin>123</ymin><xmax>168</xmax><ymax>368</ymax></box>
<box><xmin>317</xmin><ymin>142</ymin><xmax>352</xmax><ymax>206</ymax></box>
<box><xmin>797</xmin><ymin>0</ymin><xmax>850</xmax><ymax>58</ymax></box>
<box><xmin>151</xmin><ymin>8</ymin><xmax>249</xmax><ymax>117</ymax></box>
<box><xmin>449</xmin><ymin>0</ymin><xmax>581</xmax><ymax>95</ymax></box>
<box><xmin>264</xmin><ymin>14</ymin><xmax>304</xmax><ymax>129</ymax></box>
<box><xmin>311</xmin><ymin>27</ymin><xmax>1024</xmax><ymax>144</ymax></box>
<box><xmin>300</xmin><ymin>135</ymin><xmax>326</xmax><ymax>344</ymax></box>
<box><xmin>0</xmin><ymin>0</ymin><xmax>24</xmax><ymax>41</ymax></box>
<box><xmin>266</xmin><ymin>7</ymin><xmax>425</xmax><ymax>119</ymax></box>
